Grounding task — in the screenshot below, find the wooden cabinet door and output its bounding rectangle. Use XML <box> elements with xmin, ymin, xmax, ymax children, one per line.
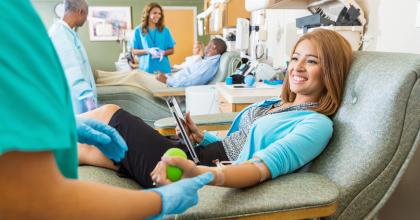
<box><xmin>163</xmin><ymin>7</ymin><xmax>196</xmax><ymax>66</ymax></box>
<box><xmin>226</xmin><ymin>0</ymin><xmax>250</xmax><ymax>27</ymax></box>
<box><xmin>204</xmin><ymin>0</ymin><xmax>250</xmax><ymax>35</ymax></box>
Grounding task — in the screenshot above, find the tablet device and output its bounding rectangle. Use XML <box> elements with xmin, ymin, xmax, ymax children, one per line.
<box><xmin>165</xmin><ymin>96</ymin><xmax>200</xmax><ymax>163</ymax></box>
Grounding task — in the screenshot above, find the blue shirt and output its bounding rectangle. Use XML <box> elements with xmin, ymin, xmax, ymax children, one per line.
<box><xmin>49</xmin><ymin>20</ymin><xmax>97</xmax><ymax>114</ymax></box>
<box><xmin>132</xmin><ymin>26</ymin><xmax>175</xmax><ymax>73</ymax></box>
<box><xmin>166</xmin><ymin>55</ymin><xmax>221</xmax><ymax>87</ymax></box>
<box><xmin>200</xmin><ymin>97</ymin><xmax>333</xmax><ymax>178</ymax></box>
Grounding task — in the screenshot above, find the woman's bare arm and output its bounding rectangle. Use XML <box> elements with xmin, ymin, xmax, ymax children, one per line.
<box><xmin>164</xmin><ymin>48</ymin><xmax>174</xmax><ymax>56</ymax></box>
<box><xmin>0</xmin><ymin>151</ymin><xmax>161</xmax><ymax>220</ymax></box>
<box><xmin>132</xmin><ymin>48</ymin><xmax>149</xmax><ymax>56</ymax></box>
<box><xmin>152</xmin><ymin>157</ymin><xmax>271</xmax><ymax>189</ymax></box>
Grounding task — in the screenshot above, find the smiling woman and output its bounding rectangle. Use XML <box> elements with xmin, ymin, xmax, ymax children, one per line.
<box><xmin>78</xmin><ymin>29</ymin><xmax>354</xmax><ymax>190</ymax></box>
<box><xmin>282</xmin><ymin>29</ymin><xmax>353</xmax><ymax>116</ymax></box>
<box><xmin>131</xmin><ymin>2</ymin><xmax>176</xmax><ymax>74</ymax></box>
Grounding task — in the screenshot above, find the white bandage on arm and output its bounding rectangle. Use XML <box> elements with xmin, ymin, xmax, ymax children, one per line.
<box><xmin>249</xmin><ymin>158</ymin><xmax>270</xmax><ymax>183</ymax></box>
<box><xmin>213</xmin><ymin>159</ymin><xmax>232</xmax><ymax>186</ymax></box>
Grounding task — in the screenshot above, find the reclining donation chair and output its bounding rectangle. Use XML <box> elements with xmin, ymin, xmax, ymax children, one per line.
<box><xmin>95</xmin><ymin>51</ymin><xmax>241</xmax><ymax>125</ymax></box>
<box><xmin>79</xmin><ymin>51</ymin><xmax>420</xmax><ymax>220</ymax></box>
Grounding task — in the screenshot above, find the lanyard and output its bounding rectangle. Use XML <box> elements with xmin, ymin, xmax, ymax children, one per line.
<box><xmin>148</xmin><ymin>27</ymin><xmax>157</xmax><ymax>47</ymax></box>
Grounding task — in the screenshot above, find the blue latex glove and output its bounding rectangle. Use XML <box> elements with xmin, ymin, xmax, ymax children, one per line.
<box><xmin>76</xmin><ymin>118</ymin><xmax>128</xmax><ymax>162</ymax></box>
<box><xmin>147</xmin><ymin>172</ymin><xmax>214</xmax><ymax>219</ymax></box>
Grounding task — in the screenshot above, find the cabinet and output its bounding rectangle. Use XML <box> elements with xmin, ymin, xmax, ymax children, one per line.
<box><xmin>204</xmin><ymin>0</ymin><xmax>250</xmax><ymax>35</ymax></box>
<box><xmin>216</xmin><ymin>82</ymin><xmax>282</xmax><ymax>113</ymax></box>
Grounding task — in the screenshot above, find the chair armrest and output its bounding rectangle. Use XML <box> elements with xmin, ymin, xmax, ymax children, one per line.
<box><xmin>154</xmin><ymin>112</ymin><xmax>238</xmax><ymax>135</ymax></box>
<box><xmin>151</xmin><ymin>87</ymin><xmax>186</xmax><ymax>97</ymax></box>
<box><xmin>171</xmin><ymin>172</ymin><xmax>338</xmax><ymax>219</ymax></box>
<box><xmin>79</xmin><ymin>167</ymin><xmax>338</xmax><ymax>220</ymax></box>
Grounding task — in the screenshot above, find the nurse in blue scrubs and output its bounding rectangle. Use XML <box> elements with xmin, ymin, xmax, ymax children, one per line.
<box><xmin>132</xmin><ymin>2</ymin><xmax>175</xmax><ymax>74</ymax></box>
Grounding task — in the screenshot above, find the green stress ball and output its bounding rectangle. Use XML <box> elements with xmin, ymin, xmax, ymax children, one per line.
<box><xmin>164</xmin><ymin>148</ymin><xmax>188</xmax><ymax>182</ymax></box>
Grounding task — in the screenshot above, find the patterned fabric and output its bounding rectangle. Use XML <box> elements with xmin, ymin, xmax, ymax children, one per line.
<box><xmin>222</xmin><ymin>101</ymin><xmax>319</xmax><ymax>160</ymax></box>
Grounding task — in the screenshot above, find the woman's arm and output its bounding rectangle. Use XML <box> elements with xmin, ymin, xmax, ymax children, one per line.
<box><xmin>132</xmin><ymin>48</ymin><xmax>149</xmax><ymax>56</ymax></box>
<box><xmin>151</xmin><ymin>157</ymin><xmax>271</xmax><ymax>188</ymax></box>
<box><xmin>152</xmin><ymin>115</ymin><xmax>333</xmax><ymax>189</ymax></box>
<box><xmin>0</xmin><ymin>151</ymin><xmax>161</xmax><ymax>219</ymax></box>
<box><xmin>164</xmin><ymin>48</ymin><xmax>174</xmax><ymax>56</ymax></box>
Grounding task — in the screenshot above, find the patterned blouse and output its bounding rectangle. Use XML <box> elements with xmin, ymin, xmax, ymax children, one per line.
<box><xmin>222</xmin><ymin>101</ymin><xmax>319</xmax><ymax>161</ymax></box>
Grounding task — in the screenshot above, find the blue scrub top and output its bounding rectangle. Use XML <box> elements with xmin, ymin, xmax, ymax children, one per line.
<box><xmin>132</xmin><ymin>26</ymin><xmax>175</xmax><ymax>73</ymax></box>
<box><xmin>0</xmin><ymin>0</ymin><xmax>78</xmax><ymax>179</ymax></box>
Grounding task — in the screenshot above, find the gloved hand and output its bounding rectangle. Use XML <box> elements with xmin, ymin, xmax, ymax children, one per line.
<box><xmin>76</xmin><ymin>118</ymin><xmax>127</xmax><ymax>162</ymax></box>
<box><xmin>148</xmin><ymin>47</ymin><xmax>161</xmax><ymax>59</ymax></box>
<box><xmin>158</xmin><ymin>49</ymin><xmax>165</xmax><ymax>62</ymax></box>
<box><xmin>147</xmin><ymin>172</ymin><xmax>214</xmax><ymax>219</ymax></box>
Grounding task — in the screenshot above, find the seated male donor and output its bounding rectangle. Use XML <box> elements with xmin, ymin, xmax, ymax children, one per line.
<box><xmin>155</xmin><ymin>38</ymin><xmax>227</xmax><ymax>87</ymax></box>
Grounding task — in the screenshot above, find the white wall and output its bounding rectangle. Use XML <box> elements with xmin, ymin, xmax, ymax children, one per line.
<box><xmin>265</xmin><ymin>9</ymin><xmax>310</xmax><ymax>68</ymax></box>
<box><xmin>358</xmin><ymin>0</ymin><xmax>420</xmax><ymax>54</ymax></box>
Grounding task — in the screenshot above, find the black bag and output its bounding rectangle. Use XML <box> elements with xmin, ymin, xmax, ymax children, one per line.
<box><xmin>231</xmin><ymin>74</ymin><xmax>244</xmax><ymax>84</ymax></box>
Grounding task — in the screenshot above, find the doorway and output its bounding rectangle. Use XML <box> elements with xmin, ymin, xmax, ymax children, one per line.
<box><xmin>163</xmin><ymin>6</ymin><xmax>197</xmax><ymax>66</ymax></box>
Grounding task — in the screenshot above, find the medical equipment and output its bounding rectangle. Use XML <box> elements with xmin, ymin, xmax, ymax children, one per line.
<box><xmin>242</xmin><ymin>0</ymin><xmax>366</xmax><ymax>67</ymax></box>
<box><xmin>196</xmin><ymin>0</ymin><xmax>230</xmax><ymax>36</ymax></box>
<box><xmin>245</xmin><ymin>0</ymin><xmax>274</xmax><ymax>12</ymax></box>
<box><xmin>222</xmin><ymin>27</ymin><xmax>237</xmax><ymax>51</ymax></box>
<box><xmin>235</xmin><ymin>18</ymin><xmax>250</xmax><ymax>57</ymax></box>
<box><xmin>244</xmin><ymin>74</ymin><xmax>256</xmax><ymax>87</ymax></box>
<box><xmin>296</xmin><ymin>13</ymin><xmax>335</xmax><ymax>33</ymax></box>
<box><xmin>231</xmin><ymin>58</ymin><xmax>277</xmax><ymax>83</ymax></box>
<box><xmin>254</xmin><ymin>62</ymin><xmax>277</xmax><ymax>81</ymax></box>
<box><xmin>115</xmin><ymin>29</ymin><xmax>132</xmax><ymax>71</ymax></box>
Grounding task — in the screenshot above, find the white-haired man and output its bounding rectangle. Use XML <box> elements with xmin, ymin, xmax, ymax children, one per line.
<box><xmin>49</xmin><ymin>0</ymin><xmax>96</xmax><ymax>114</ymax></box>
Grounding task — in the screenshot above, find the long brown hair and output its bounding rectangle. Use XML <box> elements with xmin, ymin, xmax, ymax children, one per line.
<box><xmin>141</xmin><ymin>2</ymin><xmax>165</xmax><ymax>34</ymax></box>
<box><xmin>281</xmin><ymin>29</ymin><xmax>353</xmax><ymax>116</ymax></box>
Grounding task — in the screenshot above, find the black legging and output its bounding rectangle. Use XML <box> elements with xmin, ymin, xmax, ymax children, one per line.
<box><xmin>109</xmin><ymin>109</ymin><xmax>229</xmax><ymax>188</ymax></box>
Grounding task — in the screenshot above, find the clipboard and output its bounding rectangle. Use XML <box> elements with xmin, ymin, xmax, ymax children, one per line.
<box><xmin>165</xmin><ymin>96</ymin><xmax>200</xmax><ymax>163</ymax></box>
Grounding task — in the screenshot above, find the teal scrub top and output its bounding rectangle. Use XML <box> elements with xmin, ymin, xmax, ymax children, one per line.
<box><xmin>132</xmin><ymin>26</ymin><xmax>176</xmax><ymax>73</ymax></box>
<box><xmin>0</xmin><ymin>1</ymin><xmax>78</xmax><ymax>179</ymax></box>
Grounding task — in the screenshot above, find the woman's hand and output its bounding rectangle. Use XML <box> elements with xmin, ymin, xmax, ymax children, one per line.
<box><xmin>150</xmin><ymin>156</ymin><xmax>200</xmax><ymax>187</ymax></box>
<box><xmin>155</xmin><ymin>73</ymin><xmax>167</xmax><ymax>83</ymax></box>
<box><xmin>176</xmin><ymin>112</ymin><xmax>204</xmax><ymax>144</ymax></box>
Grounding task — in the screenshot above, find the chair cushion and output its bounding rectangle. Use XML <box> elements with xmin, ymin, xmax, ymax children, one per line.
<box><xmin>97</xmin><ymin>85</ymin><xmax>171</xmax><ymax>126</ymax></box>
<box><xmin>79</xmin><ymin>166</ymin><xmax>141</xmax><ymax>189</ymax></box>
<box><xmin>173</xmin><ymin>173</ymin><xmax>338</xmax><ymax>219</ymax></box>
<box><xmin>78</xmin><ymin>166</ymin><xmax>339</xmax><ymax>220</ymax></box>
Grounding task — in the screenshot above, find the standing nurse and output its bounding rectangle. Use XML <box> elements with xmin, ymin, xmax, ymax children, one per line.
<box><xmin>131</xmin><ymin>2</ymin><xmax>175</xmax><ymax>74</ymax></box>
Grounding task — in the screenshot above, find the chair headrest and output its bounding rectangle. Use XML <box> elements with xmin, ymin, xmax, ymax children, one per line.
<box><xmin>208</xmin><ymin>51</ymin><xmax>241</xmax><ymax>84</ymax></box>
